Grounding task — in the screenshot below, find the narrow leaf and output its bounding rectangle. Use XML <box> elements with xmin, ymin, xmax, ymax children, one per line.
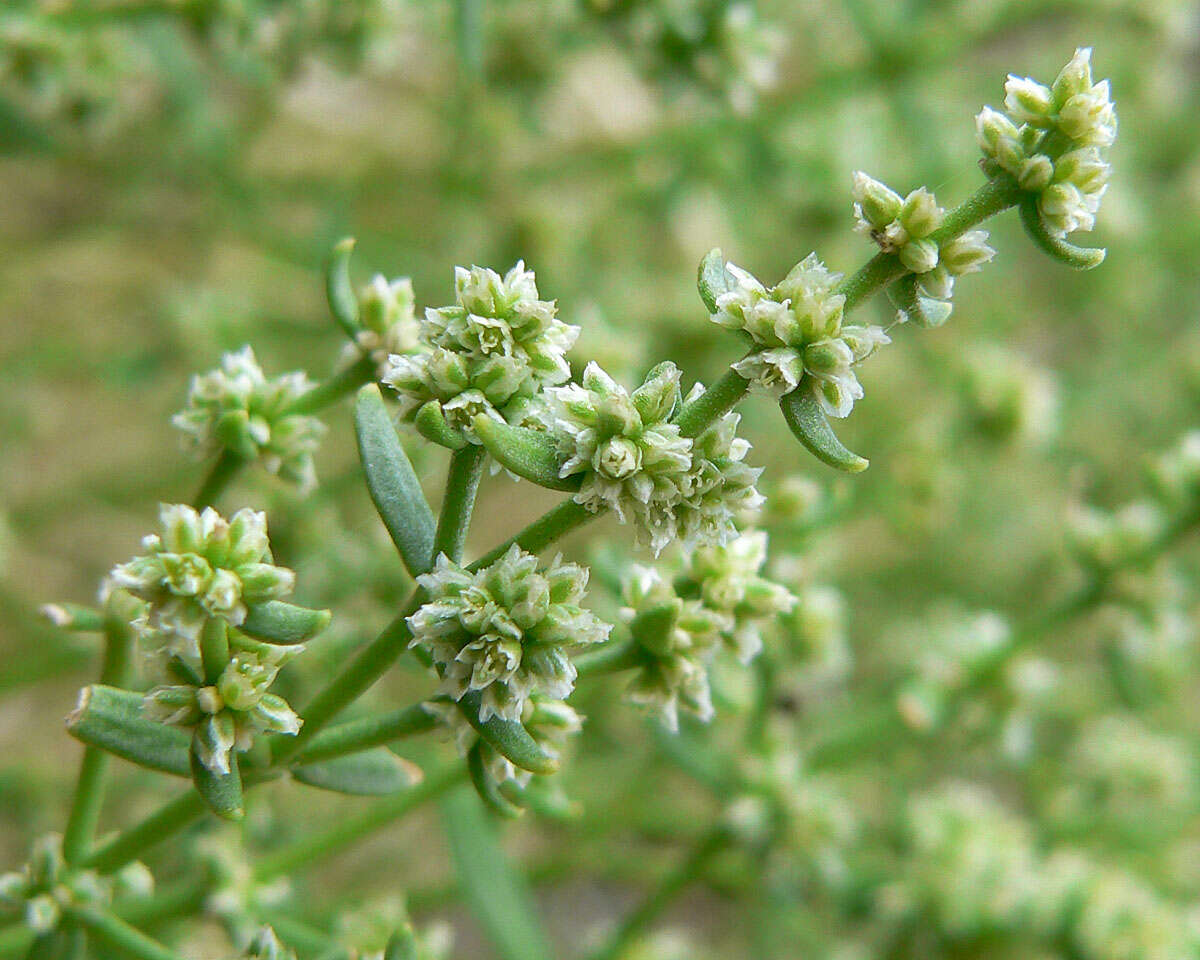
<box><xmin>1018</xmin><ymin>195</ymin><xmax>1106</xmax><ymax>270</ymax></box>
<box><xmin>438</xmin><ymin>787</ymin><xmax>555</xmax><ymax>960</ymax></box>
<box><xmin>780</xmin><ymin>389</ymin><xmax>869</xmax><ymax>473</ymax></box>
<box><xmin>467</xmin><ymin>742</ymin><xmax>523</xmax><ymax>819</ymax></box>
<box><xmin>66</xmin><ymin>686</ymin><xmax>190</xmax><ymax>777</ymax></box>
<box><xmin>457</xmin><ymin>692</ymin><xmax>558</xmax><ymax>775</ymax></box>
<box><xmin>292</xmin><ymin>749</ymin><xmax>423</xmax><ymax>796</ymax></box>
<box><xmin>355</xmin><ymin>385</ymin><xmax>438</xmax><ymax>577</ymax></box>
<box><xmin>326</xmin><ymin>237</ymin><xmax>361</xmax><ymax>337</ymax></box>
<box><xmin>414</xmin><ymin>400</ymin><xmax>467</xmax><ymax>451</ymax></box>
<box><xmin>697</xmin><ymin>248</ymin><xmax>732</xmax><ymax>313</ymax></box>
<box><xmin>190</xmin><ymin>735</ymin><xmax>244</xmax><ymax>821</ymax></box>
<box><xmin>241</xmin><ymin>601</ymin><xmax>331</xmax><ymax>645</ymax></box>
<box><xmin>472</xmin><ymin>416</ymin><xmax>580</xmax><ymax>491</ymax></box>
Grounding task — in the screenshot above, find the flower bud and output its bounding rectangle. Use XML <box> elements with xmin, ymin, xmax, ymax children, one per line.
<box><xmin>899</xmin><ymin>188</ymin><xmax>943</xmax><ymax>238</ymax></box>
<box><xmin>975</xmin><ymin>106</ymin><xmax>1020</xmax><ymax>157</ymax></box>
<box><xmin>1017</xmin><ymin>154</ymin><xmax>1054</xmax><ymax>192</ymax></box>
<box><xmin>1004</xmin><ymin>75</ymin><xmax>1054</xmax><ymax>125</ymax></box>
<box><xmin>593</xmin><ymin>436</ymin><xmax>643</xmax><ymax>480</ymax></box>
<box><xmin>851</xmin><ymin>171</ymin><xmax>903</xmax><ymax>227</ymax></box>
<box><xmin>1051</xmin><ymin>47</ymin><xmax>1095</xmax><ymax>104</ymax></box>
<box><xmin>899</xmin><ymin>238</ymin><xmax>940</xmax><ymax>274</ymax></box>
<box><xmin>803</xmin><ymin>339</ymin><xmax>854</xmax><ymax>378</ymax></box>
<box><xmin>939</xmin><ymin>230</ymin><xmax>996</xmax><ymax>276</ymax></box>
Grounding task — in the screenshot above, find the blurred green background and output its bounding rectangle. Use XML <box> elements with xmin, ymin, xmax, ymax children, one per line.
<box><xmin>2</xmin><ymin>1</ymin><xmax>1200</xmax><ymax>958</ymax></box>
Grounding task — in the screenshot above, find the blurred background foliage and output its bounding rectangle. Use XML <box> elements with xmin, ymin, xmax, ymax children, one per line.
<box><xmin>2</xmin><ymin>0</ymin><xmax>1200</xmax><ymax>958</ymax></box>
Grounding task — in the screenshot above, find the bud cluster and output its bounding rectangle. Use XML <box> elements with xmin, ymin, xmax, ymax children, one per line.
<box><xmin>0</xmin><ymin>834</ymin><xmax>152</xmax><ymax>935</ymax></box>
<box><xmin>341</xmin><ymin>275</ymin><xmax>420</xmax><ymax>375</ymax></box>
<box><xmin>958</xmin><ymin>344</ymin><xmax>1060</xmax><ymax>446</ymax></box>
<box><xmin>384</xmin><ymin>262</ymin><xmax>578</xmax><ymax>441</ymax></box>
<box><xmin>409</xmin><ymin>545</ymin><xmax>610</xmax><ymax>724</ymax></box>
<box><xmin>852</xmin><ymin>173</ymin><xmax>996</xmax><ymax>324</ymax></box>
<box><xmin>708</xmin><ymin>254</ymin><xmax>888</xmax><ymax>416</ymax></box>
<box><xmin>618</xmin><ymin>531</ymin><xmax>792</xmax><ymax>729</ymax></box>
<box><xmin>110</xmin><ymin>504</ymin><xmax>295</xmax><ymax>655</ymax></box>
<box><xmin>173</xmin><ymin>346</ymin><xmax>327</xmax><ymax>491</ymax></box>
<box><xmin>547</xmin><ymin>362</ymin><xmax>762</xmax><ymax>554</ymax></box>
<box><xmin>976</xmin><ymin>48</ymin><xmax>1115</xmax><ymax>238</ymax></box>
<box><xmin>110</xmin><ymin>504</ymin><xmax>309</xmax><ymax>774</ymax></box>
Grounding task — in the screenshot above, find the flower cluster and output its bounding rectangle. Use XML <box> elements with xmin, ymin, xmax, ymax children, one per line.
<box><xmin>547</xmin><ymin>362</ymin><xmax>761</xmax><ymax>553</ymax></box>
<box><xmin>173</xmin><ymin>346</ymin><xmax>327</xmax><ymax>491</ymax></box>
<box><xmin>110</xmin><ymin>504</ymin><xmax>309</xmax><ymax>775</ymax></box>
<box><xmin>851</xmin><ymin>173</ymin><xmax>996</xmax><ymax>324</ymax></box>
<box><xmin>195</xmin><ymin>831</ymin><xmax>291</xmax><ymax>949</ymax></box>
<box><xmin>341</xmin><ymin>274</ymin><xmax>420</xmax><ymax>375</ymax></box>
<box><xmin>384</xmin><ymin>262</ymin><xmax>578</xmax><ymax>440</ymax></box>
<box><xmin>408</xmin><ymin>546</ymin><xmax>610</xmax><ymax>724</ymax></box>
<box><xmin>110</xmin><ymin>505</ymin><xmax>295</xmax><ymax>656</ymax></box>
<box><xmin>144</xmin><ymin>637</ymin><xmax>303</xmax><ymax>775</ymax></box>
<box><xmin>977</xmin><ymin>48</ymin><xmax>1115</xmax><ymax>237</ymax></box>
<box><xmin>677</xmin><ymin>531</ymin><xmax>796</xmax><ymax>663</ymax></box>
<box><xmin>618</xmin><ymin>533</ymin><xmax>792</xmax><ymax>729</ymax></box>
<box><xmin>885</xmin><ymin>784</ymin><xmax>1200</xmax><ymax>958</ymax></box>
<box><xmin>708</xmin><ymin>254</ymin><xmax>888</xmax><ymax>416</ymax></box>
<box><xmin>0</xmin><ymin>834</ymin><xmax>152</xmax><ymax>935</ymax></box>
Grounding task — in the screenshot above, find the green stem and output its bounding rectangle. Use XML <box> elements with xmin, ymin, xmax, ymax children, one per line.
<box><xmin>69</xmin><ymin>907</ymin><xmax>185</xmax><ymax>960</ymax></box>
<box><xmin>286</xmin><ymin>354</ymin><xmax>376</xmax><ymax>416</ymax></box>
<box><xmin>191</xmin><ymin>450</ymin><xmax>246</xmax><ymax>510</ymax></box>
<box><xmin>588</xmin><ymin>826</ymin><xmax>730</xmax><ymax>960</ymax></box>
<box><xmin>575</xmin><ymin>639</ymin><xmax>643</xmax><ymax>678</ymax></box>
<box><xmin>82</xmin><ymin>790</ymin><xmax>207</xmax><ymax>874</ymax></box>
<box><xmin>62</xmin><ymin>611</ymin><xmax>136</xmax><ymax>864</ymax></box>
<box><xmin>252</xmin><ymin>763</ymin><xmax>466</xmax><ymax>882</ymax></box>
<box><xmin>432</xmin><ymin>445</ymin><xmax>486</xmax><ymax>563</ymax></box>
<box><xmin>274</xmin><ymin>604</ymin><xmax>420</xmax><ymax>764</ymax></box>
<box><xmin>835</xmin><ymin>176</ymin><xmax>1021</xmax><ymax>313</ymax></box>
<box><xmin>294</xmin><ymin>703</ymin><xmax>439</xmax><ymax>765</ymax></box>
<box><xmin>115</xmin><ymin>878</ymin><xmax>208</xmax><ymax>928</ymax></box>
<box><xmin>674</xmin><ymin>369</ymin><xmax>751</xmax><ymax>438</ymax></box>
<box><xmin>469</xmin><ymin>500</ymin><xmax>592</xmax><ymax>571</ymax></box>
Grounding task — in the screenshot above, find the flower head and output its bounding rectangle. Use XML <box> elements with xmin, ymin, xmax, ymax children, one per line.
<box><xmin>547</xmin><ymin>362</ymin><xmax>694</xmax><ymax>553</ymax></box>
<box><xmin>710</xmin><ymin>255</ymin><xmax>889</xmax><ymax>417</ymax></box>
<box><xmin>383</xmin><ymin>262</ymin><xmax>578</xmax><ymax>440</ymax></box>
<box><xmin>110</xmin><ymin>504</ymin><xmax>294</xmax><ymax>656</ymax></box>
<box><xmin>409</xmin><ymin>546</ymin><xmax>610</xmax><ymax>723</ymax></box>
<box><xmin>0</xmin><ymin>834</ymin><xmax>152</xmax><ymax>936</ymax></box>
<box><xmin>977</xmin><ymin>49</ymin><xmax>1116</xmax><ymax>239</ymax></box>
<box><xmin>173</xmin><ymin>346</ymin><xmax>326</xmax><ymax>491</ymax></box>
<box><xmin>341</xmin><ymin>274</ymin><xmax>420</xmax><ymax>374</ymax></box>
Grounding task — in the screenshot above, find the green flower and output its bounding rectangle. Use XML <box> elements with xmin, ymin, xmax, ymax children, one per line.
<box><xmin>143</xmin><ymin>638</ymin><xmax>303</xmax><ymax>775</ymax></box>
<box><xmin>409</xmin><ymin>545</ymin><xmax>610</xmax><ymax>723</ymax></box>
<box><xmin>0</xmin><ymin>834</ymin><xmax>152</xmax><ymax>935</ymax></box>
<box><xmin>977</xmin><ymin>48</ymin><xmax>1115</xmax><ymax>239</ymax></box>
<box><xmin>173</xmin><ymin>346</ymin><xmax>327</xmax><ymax>491</ymax></box>
<box><xmin>710</xmin><ymin>255</ymin><xmax>889</xmax><ymax>417</ymax></box>
<box><xmin>680</xmin><ymin>531</ymin><xmax>795</xmax><ymax>663</ymax></box>
<box><xmin>548</xmin><ymin>362</ymin><xmax>694</xmax><ymax>554</ymax></box>
<box><xmin>383</xmin><ymin>262</ymin><xmax>578</xmax><ymax>440</ymax></box>
<box><xmin>110</xmin><ymin>504</ymin><xmax>294</xmax><ymax>656</ymax></box>
<box><xmin>620</xmin><ymin>565</ymin><xmax>728</xmax><ymax>731</ymax></box>
<box><xmin>341</xmin><ymin>274</ymin><xmax>420</xmax><ymax>374</ymax></box>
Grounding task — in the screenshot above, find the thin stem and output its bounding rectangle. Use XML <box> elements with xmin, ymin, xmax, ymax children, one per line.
<box><xmin>82</xmin><ymin>790</ymin><xmax>207</xmax><ymax>874</ymax></box>
<box><xmin>286</xmin><ymin>354</ymin><xmax>376</xmax><ymax>416</ymax></box>
<box><xmin>575</xmin><ymin>639</ymin><xmax>643</xmax><ymax>678</ymax></box>
<box><xmin>588</xmin><ymin>826</ymin><xmax>730</xmax><ymax>960</ymax></box>
<box><xmin>69</xmin><ymin>907</ymin><xmax>185</xmax><ymax>960</ymax></box>
<box><xmin>62</xmin><ymin>612</ymin><xmax>136</xmax><ymax>863</ymax></box>
<box><xmin>274</xmin><ymin>604</ymin><xmax>419</xmax><ymax>763</ymax></box>
<box><xmin>470</xmin><ymin>500</ymin><xmax>592</xmax><ymax>571</ymax></box>
<box><xmin>252</xmin><ymin>762</ymin><xmax>466</xmax><ymax>882</ymax></box>
<box><xmin>674</xmin><ymin>369</ymin><xmax>750</xmax><ymax>438</ymax></box>
<box><xmin>115</xmin><ymin>878</ymin><xmax>208</xmax><ymax>928</ymax></box>
<box><xmin>294</xmin><ymin>703</ymin><xmax>439</xmax><ymax>765</ymax></box>
<box><xmin>432</xmin><ymin>445</ymin><xmax>486</xmax><ymax>563</ymax></box>
<box><xmin>191</xmin><ymin>450</ymin><xmax>246</xmax><ymax>510</ymax></box>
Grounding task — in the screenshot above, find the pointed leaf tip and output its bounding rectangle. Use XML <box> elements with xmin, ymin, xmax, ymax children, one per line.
<box><xmin>326</xmin><ymin>236</ymin><xmax>361</xmax><ymax>337</ymax></box>
<box><xmin>780</xmin><ymin>389</ymin><xmax>869</xmax><ymax>473</ymax></box>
